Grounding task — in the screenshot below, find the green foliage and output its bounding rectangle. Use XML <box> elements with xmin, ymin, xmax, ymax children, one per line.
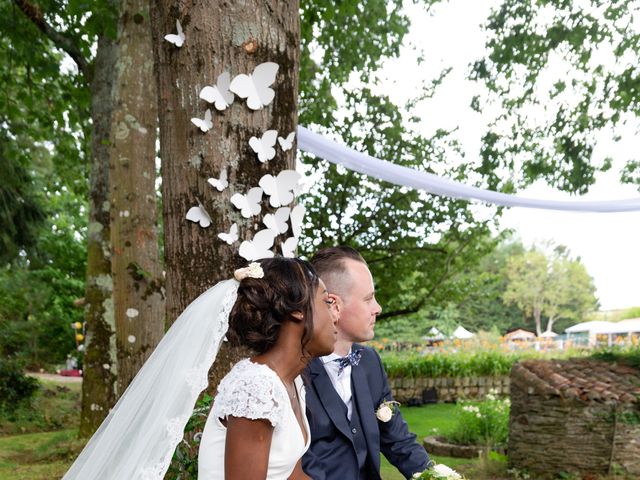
<box><xmin>503</xmin><ymin>244</ymin><xmax>598</xmax><ymax>334</ymax></box>
<box><xmin>0</xmin><ymin>378</ymin><xmax>82</xmax><ymax>436</ymax></box>
<box><xmin>620</xmin><ymin>306</ymin><xmax>640</xmax><ymax>320</ymax></box>
<box><xmin>0</xmin><ymin>190</ymin><xmax>87</xmax><ymax>368</ymax></box>
<box><xmin>0</xmin><ymin>359</ymin><xmax>40</xmax><ymax>413</ymax></box>
<box><xmin>166</xmin><ymin>393</ymin><xmax>214</xmax><ymax>479</ymax></box>
<box><xmin>472</xmin><ymin>0</ymin><xmax>640</xmax><ymax>192</ymax></box>
<box><xmin>447</xmin><ymin>391</ymin><xmax>510</xmax><ymax>449</ymax></box>
<box><xmin>382</xmin><ymin>350</ymin><xmax>515</xmax><ymax>378</ymax></box>
<box><xmin>590</xmin><ymin>345</ymin><xmax>640</xmax><ymax>369</ymax></box>
<box><xmin>298</xmin><ymin>1</ymin><xmax>500</xmax><ymax>322</ymax></box>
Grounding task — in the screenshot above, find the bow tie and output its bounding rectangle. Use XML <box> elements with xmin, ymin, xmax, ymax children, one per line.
<box><xmin>334</xmin><ymin>349</ymin><xmax>362</xmax><ymax>376</ymax></box>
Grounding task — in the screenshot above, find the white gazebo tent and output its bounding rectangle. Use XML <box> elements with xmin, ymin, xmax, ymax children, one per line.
<box><xmin>452</xmin><ymin>326</ymin><xmax>474</xmax><ymax>339</ymax></box>
<box><xmin>565</xmin><ymin>318</ymin><xmax>640</xmax><ymax>346</ymax></box>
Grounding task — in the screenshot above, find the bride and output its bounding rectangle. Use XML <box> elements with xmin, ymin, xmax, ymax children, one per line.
<box><xmin>63</xmin><ymin>257</ymin><xmax>337</xmax><ymax>479</ymax></box>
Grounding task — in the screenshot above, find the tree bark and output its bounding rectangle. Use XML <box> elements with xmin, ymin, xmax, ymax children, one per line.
<box><xmin>150</xmin><ymin>1</ymin><xmax>300</xmax><ymax>388</ymax></box>
<box><xmin>533</xmin><ymin>306</ymin><xmax>542</xmax><ymax>337</ymax></box>
<box><xmin>79</xmin><ymin>33</ymin><xmax>118</xmax><ymax>437</ymax></box>
<box><xmin>110</xmin><ymin>0</ymin><xmax>165</xmax><ymax>396</ymax></box>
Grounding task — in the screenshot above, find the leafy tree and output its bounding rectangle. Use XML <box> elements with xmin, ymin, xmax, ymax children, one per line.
<box><xmin>454</xmin><ymin>236</ymin><xmax>526</xmax><ymax>333</ymax></box>
<box><xmin>503</xmin><ymin>245</ymin><xmax>597</xmax><ymax>335</ymax></box>
<box><xmin>472</xmin><ymin>0</ymin><xmax>640</xmax><ymax>193</ymax></box>
<box><xmin>298</xmin><ymin>1</ymin><xmax>500</xmax><ymax>320</ymax></box>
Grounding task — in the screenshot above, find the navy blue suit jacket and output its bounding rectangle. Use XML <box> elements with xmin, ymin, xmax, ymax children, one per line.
<box><xmin>302</xmin><ymin>345</ymin><xmax>430</xmax><ymax>479</ymax></box>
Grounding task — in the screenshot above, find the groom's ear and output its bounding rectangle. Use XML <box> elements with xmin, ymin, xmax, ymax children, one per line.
<box><xmin>329</xmin><ymin>293</ymin><xmax>341</xmax><ymax>314</ymax></box>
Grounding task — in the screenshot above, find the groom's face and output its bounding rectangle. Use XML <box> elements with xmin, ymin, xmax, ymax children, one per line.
<box><xmin>335</xmin><ymin>259</ymin><xmax>382</xmax><ymax>344</ymax></box>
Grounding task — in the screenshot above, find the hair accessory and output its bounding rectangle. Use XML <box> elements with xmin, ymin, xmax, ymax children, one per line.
<box><xmin>234</xmin><ymin>262</ymin><xmax>264</xmax><ymax>281</ymax></box>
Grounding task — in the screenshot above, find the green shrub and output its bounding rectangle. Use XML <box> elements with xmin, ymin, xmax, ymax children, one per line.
<box><xmin>166</xmin><ymin>393</ymin><xmax>213</xmax><ymax>479</ymax></box>
<box><xmin>382</xmin><ymin>350</ymin><xmax>515</xmax><ymax>378</ymax></box>
<box><xmin>0</xmin><ymin>358</ymin><xmax>40</xmax><ymax>412</ymax></box>
<box><xmin>447</xmin><ymin>390</ymin><xmax>509</xmax><ymax>448</ymax></box>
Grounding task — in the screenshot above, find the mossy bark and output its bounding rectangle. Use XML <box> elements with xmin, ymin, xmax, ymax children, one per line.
<box><xmin>110</xmin><ymin>0</ymin><xmax>165</xmax><ymax>397</ymax></box>
<box><xmin>150</xmin><ymin>1</ymin><xmax>300</xmax><ymax>388</ymax></box>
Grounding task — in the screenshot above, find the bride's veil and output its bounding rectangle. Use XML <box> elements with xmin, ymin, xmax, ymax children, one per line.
<box><xmin>63</xmin><ymin>279</ymin><xmax>239</xmax><ymax>479</ymax></box>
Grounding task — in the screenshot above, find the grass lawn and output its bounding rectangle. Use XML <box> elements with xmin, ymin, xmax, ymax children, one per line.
<box><xmin>0</xmin><ymin>378</ymin><xmax>81</xmax><ymax>436</ymax></box>
<box><xmin>380</xmin><ymin>403</ymin><xmax>480</xmax><ymax>480</ymax></box>
<box><xmin>0</xmin><ymin>429</ymin><xmax>84</xmax><ymax>480</ymax></box>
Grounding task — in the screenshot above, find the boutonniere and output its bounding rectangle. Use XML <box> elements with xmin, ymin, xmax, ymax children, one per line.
<box><xmin>375</xmin><ymin>400</ymin><xmax>400</xmax><ymax>422</ymax></box>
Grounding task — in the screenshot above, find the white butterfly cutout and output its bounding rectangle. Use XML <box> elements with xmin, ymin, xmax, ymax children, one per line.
<box><xmin>290</xmin><ymin>204</ymin><xmax>305</xmax><ymax>238</ymax></box>
<box><xmin>249</xmin><ymin>130</ymin><xmax>278</xmax><ymax>163</ymax></box>
<box><xmin>218</xmin><ymin>223</ymin><xmax>238</xmax><ymax>245</ymax></box>
<box><xmin>199</xmin><ymin>72</ymin><xmax>234</xmax><ymax>111</ymax></box>
<box><xmin>263</xmin><ymin>207</ymin><xmax>291</xmax><ymax>234</ymax></box>
<box><xmin>259</xmin><ymin>170</ymin><xmax>302</xmax><ymax>208</ymax></box>
<box><xmin>207</xmin><ymin>169</ymin><xmax>228</xmax><ymax>192</ymax></box>
<box><xmin>230</xmin><ymin>186</ymin><xmax>263</xmax><ymax>218</ymax></box>
<box><xmin>191</xmin><ymin>109</ymin><xmax>213</xmax><ymax>132</ymax></box>
<box><xmin>239</xmin><ymin>229</ymin><xmax>276</xmax><ymax>261</ymax></box>
<box><xmin>281</xmin><ymin>237</ymin><xmax>298</xmax><ymax>258</ymax></box>
<box><xmin>229</xmin><ymin>62</ymin><xmax>279</xmax><ymax>110</ymax></box>
<box><xmin>164</xmin><ymin>20</ymin><xmax>185</xmax><ymax>47</ymax></box>
<box><xmin>186</xmin><ymin>200</ymin><xmax>211</xmax><ymax>228</ymax></box>
<box><xmin>278</xmin><ymin>131</ymin><xmax>295</xmax><ymax>151</ymax></box>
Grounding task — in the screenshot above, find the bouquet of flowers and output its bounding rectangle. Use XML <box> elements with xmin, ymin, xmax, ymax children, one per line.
<box><xmin>412</xmin><ymin>463</ymin><xmax>466</xmax><ymax>480</ymax></box>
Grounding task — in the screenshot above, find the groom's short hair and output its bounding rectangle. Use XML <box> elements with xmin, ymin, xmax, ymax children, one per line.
<box><xmin>310</xmin><ymin>246</ymin><xmax>367</xmax><ymax>298</ymax></box>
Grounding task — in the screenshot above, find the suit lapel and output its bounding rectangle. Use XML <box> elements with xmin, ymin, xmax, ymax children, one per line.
<box><xmin>308</xmin><ymin>358</ymin><xmax>353</xmax><ymax>440</ymax></box>
<box><xmin>351</xmin><ymin>350</ymin><xmax>381</xmax><ymax>471</ymax></box>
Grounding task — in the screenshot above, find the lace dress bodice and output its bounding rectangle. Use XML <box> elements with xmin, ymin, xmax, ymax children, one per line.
<box><xmin>198</xmin><ymin>359</ymin><xmax>310</xmax><ymax>479</ymax></box>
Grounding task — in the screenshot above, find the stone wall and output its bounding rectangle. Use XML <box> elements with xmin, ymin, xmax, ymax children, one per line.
<box><xmin>388</xmin><ymin>375</ymin><xmax>510</xmax><ymax>404</ymax></box>
<box><xmin>509</xmin><ymin>384</ymin><xmax>640</xmax><ymax>478</ymax></box>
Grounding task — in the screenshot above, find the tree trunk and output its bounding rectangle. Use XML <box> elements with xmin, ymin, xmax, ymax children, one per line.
<box><xmin>533</xmin><ymin>306</ymin><xmax>542</xmax><ymax>337</ymax></box>
<box><xmin>545</xmin><ymin>316</ymin><xmax>556</xmax><ymax>335</ymax></box>
<box><xmin>79</xmin><ymin>33</ymin><xmax>118</xmax><ymax>437</ymax></box>
<box><xmin>110</xmin><ymin>0</ymin><xmax>165</xmax><ymax>396</ymax></box>
<box><xmin>150</xmin><ymin>1</ymin><xmax>300</xmax><ymax>387</ymax></box>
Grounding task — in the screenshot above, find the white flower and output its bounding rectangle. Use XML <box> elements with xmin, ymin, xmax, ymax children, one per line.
<box><xmin>376</xmin><ymin>404</ymin><xmax>393</xmax><ymax>422</ymax></box>
<box><xmin>432</xmin><ymin>464</ymin><xmax>462</xmax><ymax>479</ymax></box>
<box><xmin>234</xmin><ymin>262</ymin><xmax>264</xmax><ymax>281</ymax></box>
<box><xmin>412</xmin><ymin>473</ymin><xmax>423</xmax><ymax>479</ymax></box>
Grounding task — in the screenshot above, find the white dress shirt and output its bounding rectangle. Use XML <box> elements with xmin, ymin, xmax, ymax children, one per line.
<box><xmin>321</xmin><ymin>350</ymin><xmax>355</xmax><ymax>420</ymax></box>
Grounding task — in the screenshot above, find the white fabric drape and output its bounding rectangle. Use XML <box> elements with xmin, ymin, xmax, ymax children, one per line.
<box><xmin>297</xmin><ymin>126</ymin><xmax>640</xmax><ymax>213</ymax></box>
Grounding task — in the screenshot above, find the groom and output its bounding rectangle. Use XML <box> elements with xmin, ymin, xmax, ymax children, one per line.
<box><xmin>302</xmin><ymin>246</ymin><xmax>431</xmax><ymax>479</ymax></box>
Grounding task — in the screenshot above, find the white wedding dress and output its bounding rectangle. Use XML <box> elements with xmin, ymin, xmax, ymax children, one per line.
<box><xmin>198</xmin><ymin>359</ymin><xmax>311</xmax><ymax>479</ymax></box>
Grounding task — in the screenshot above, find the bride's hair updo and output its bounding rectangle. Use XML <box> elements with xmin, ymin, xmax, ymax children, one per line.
<box><xmin>227</xmin><ymin>257</ymin><xmax>319</xmax><ymax>355</ymax></box>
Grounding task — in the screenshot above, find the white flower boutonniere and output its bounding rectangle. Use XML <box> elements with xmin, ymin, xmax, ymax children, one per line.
<box><xmin>375</xmin><ymin>400</ymin><xmax>400</xmax><ymax>422</ymax></box>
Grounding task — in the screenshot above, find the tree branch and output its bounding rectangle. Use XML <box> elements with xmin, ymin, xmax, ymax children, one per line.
<box><xmin>14</xmin><ymin>0</ymin><xmax>92</xmax><ymax>82</ymax></box>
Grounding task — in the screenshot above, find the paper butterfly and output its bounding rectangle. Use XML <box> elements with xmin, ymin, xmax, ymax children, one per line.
<box><xmin>239</xmin><ymin>229</ymin><xmax>276</xmax><ymax>261</ymax></box>
<box><xmin>218</xmin><ymin>223</ymin><xmax>238</xmax><ymax>245</ymax></box>
<box><xmin>186</xmin><ymin>200</ymin><xmax>211</xmax><ymax>228</ymax></box>
<box><xmin>249</xmin><ymin>130</ymin><xmax>278</xmax><ymax>163</ymax></box>
<box><xmin>259</xmin><ymin>169</ymin><xmax>302</xmax><ymax>208</ymax></box>
<box><xmin>263</xmin><ymin>207</ymin><xmax>291</xmax><ymax>234</ymax></box>
<box><xmin>281</xmin><ymin>236</ymin><xmax>297</xmax><ymax>258</ymax></box>
<box><xmin>290</xmin><ymin>204</ymin><xmax>305</xmax><ymax>238</ymax></box>
<box><xmin>164</xmin><ymin>20</ymin><xmax>185</xmax><ymax>48</ymax></box>
<box><xmin>207</xmin><ymin>169</ymin><xmax>228</xmax><ymax>192</ymax></box>
<box><xmin>191</xmin><ymin>109</ymin><xmax>213</xmax><ymax>132</ymax></box>
<box><xmin>278</xmin><ymin>131</ymin><xmax>295</xmax><ymax>152</ymax></box>
<box><xmin>230</xmin><ymin>186</ymin><xmax>263</xmax><ymax>218</ymax></box>
<box><xmin>199</xmin><ymin>72</ymin><xmax>234</xmax><ymax>111</ymax></box>
<box><xmin>229</xmin><ymin>62</ymin><xmax>279</xmax><ymax>110</ymax></box>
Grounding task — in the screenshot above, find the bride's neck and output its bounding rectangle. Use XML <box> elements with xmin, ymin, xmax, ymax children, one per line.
<box><xmin>253</xmin><ymin>324</ymin><xmax>309</xmax><ymax>383</ymax></box>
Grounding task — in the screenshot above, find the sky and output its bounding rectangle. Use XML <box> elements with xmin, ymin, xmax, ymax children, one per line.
<box><xmin>375</xmin><ymin>0</ymin><xmax>640</xmax><ymax>311</ymax></box>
